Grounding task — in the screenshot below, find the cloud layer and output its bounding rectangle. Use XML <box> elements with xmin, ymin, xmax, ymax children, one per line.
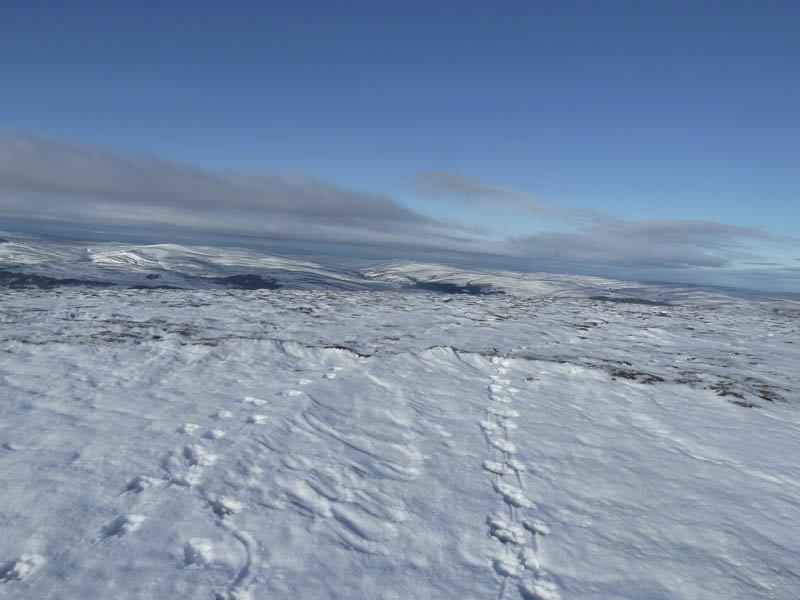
<box><xmin>412</xmin><ymin>169</ymin><xmax>785</xmax><ymax>272</ymax></box>
<box><xmin>516</xmin><ymin>219</ymin><xmax>772</xmax><ymax>268</ymax></box>
<box><xmin>413</xmin><ymin>170</ymin><xmax>612</xmax><ymax>223</ymax></box>
<box><xmin>0</xmin><ymin>134</ymin><xmax>429</xmax><ymax>222</ymax></box>
<box><xmin>0</xmin><ymin>134</ymin><xmax>490</xmax><ymax>254</ymax></box>
<box><xmin>1</xmin><ymin>134</ymin><xmax>795</xmax><ymax>290</ymax></box>
<box><xmin>413</xmin><ymin>169</ymin><xmax>556</xmax><ymax>216</ymax></box>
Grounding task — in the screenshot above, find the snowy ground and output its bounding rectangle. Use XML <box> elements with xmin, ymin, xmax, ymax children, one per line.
<box><xmin>1</xmin><ymin>235</ymin><xmax>799</xmax><ymax>599</ymax></box>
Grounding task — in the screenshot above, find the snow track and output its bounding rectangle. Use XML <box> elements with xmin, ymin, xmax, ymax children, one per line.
<box><xmin>483</xmin><ymin>359</ymin><xmax>560</xmax><ymax>600</ymax></box>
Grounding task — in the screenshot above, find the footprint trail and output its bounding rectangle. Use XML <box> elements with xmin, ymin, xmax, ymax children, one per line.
<box><xmin>482</xmin><ymin>358</ymin><xmax>560</xmax><ymax>599</ymax></box>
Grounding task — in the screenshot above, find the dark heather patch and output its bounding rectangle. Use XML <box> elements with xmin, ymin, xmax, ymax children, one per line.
<box><xmin>211</xmin><ymin>274</ymin><xmax>281</xmax><ymax>290</ymax></box>
<box><xmin>589</xmin><ymin>295</ymin><xmax>669</xmax><ymax>306</ymax></box>
<box><xmin>407</xmin><ymin>281</ymin><xmax>504</xmax><ymax>295</ymax></box>
<box><xmin>0</xmin><ymin>270</ymin><xmax>113</xmax><ymax>289</ymax></box>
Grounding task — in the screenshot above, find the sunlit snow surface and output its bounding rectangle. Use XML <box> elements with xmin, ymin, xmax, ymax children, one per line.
<box><xmin>1</xmin><ymin>235</ymin><xmax>799</xmax><ymax>599</ymax></box>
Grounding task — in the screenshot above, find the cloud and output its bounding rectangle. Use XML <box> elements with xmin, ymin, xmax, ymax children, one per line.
<box><xmin>413</xmin><ymin>169</ymin><xmax>556</xmax><ymax>214</ymax></box>
<box><xmin>412</xmin><ymin>170</ymin><xmax>783</xmax><ymax>271</ymax></box>
<box><xmin>514</xmin><ymin>219</ymin><xmax>773</xmax><ymax>268</ymax></box>
<box><xmin>412</xmin><ymin>169</ymin><xmax>607</xmax><ymax>222</ymax></box>
<box><xmin>0</xmin><ymin>133</ymin><xmax>430</xmax><ymax>223</ymax></box>
<box><xmin>0</xmin><ymin>133</ymin><xmax>499</xmax><ymax>255</ymax></box>
<box><xmin>413</xmin><ymin>170</ymin><xmax>530</xmax><ymax>202</ymax></box>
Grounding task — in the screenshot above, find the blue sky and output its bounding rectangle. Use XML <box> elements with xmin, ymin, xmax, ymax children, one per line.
<box><xmin>1</xmin><ymin>1</ymin><xmax>799</xmax><ymax>290</ymax></box>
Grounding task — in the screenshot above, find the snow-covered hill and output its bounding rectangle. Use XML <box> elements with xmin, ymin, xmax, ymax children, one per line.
<box><xmin>1</xmin><ymin>233</ymin><xmax>799</xmax><ymax>599</ymax></box>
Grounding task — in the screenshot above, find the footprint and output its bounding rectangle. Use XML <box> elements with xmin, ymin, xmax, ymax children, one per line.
<box><xmin>124</xmin><ymin>475</ymin><xmax>161</xmax><ymax>493</ymax></box>
<box><xmin>492</xmin><ymin>555</ymin><xmax>523</xmax><ymax>578</ymax></box>
<box><xmin>101</xmin><ymin>514</ymin><xmax>146</xmax><ymax>538</ymax></box>
<box><xmin>479</xmin><ymin>421</ymin><xmax>500</xmax><ymax>434</ymax></box>
<box><xmin>246</xmin><ymin>415</ymin><xmax>268</xmax><ymax>425</ymax></box>
<box><xmin>487</xmin><ymin>514</ymin><xmax>525</xmax><ymax>545</ymax></box>
<box><xmin>202</xmin><ymin>429</ymin><xmax>226</xmax><ymax>440</ymax></box>
<box><xmin>172</xmin><ymin>469</ymin><xmax>204</xmax><ymax>487</ymax></box>
<box><xmin>519</xmin><ymin>547</ymin><xmax>540</xmax><ymax>571</ymax></box>
<box><xmin>283</xmin><ymin>390</ymin><xmax>303</xmax><ymax>397</ymax></box>
<box><xmin>209</xmin><ymin>497</ymin><xmax>245</xmax><ymax>518</ymax></box>
<box><xmin>183</xmin><ymin>538</ymin><xmax>215</xmax><ymax>566</ymax></box>
<box><xmin>298</xmin><ymin>379</ymin><xmax>312</xmax><ymax>385</ymax></box>
<box><xmin>0</xmin><ymin>554</ymin><xmax>44</xmax><ymax>582</ymax></box>
<box><xmin>243</xmin><ymin>396</ymin><xmax>266</xmax><ymax>406</ymax></box>
<box><xmin>521</xmin><ymin>519</ymin><xmax>550</xmax><ymax>536</ymax></box>
<box><xmin>211</xmin><ymin>410</ymin><xmax>233</xmax><ymax>420</ymax></box>
<box><xmin>183</xmin><ymin>445</ymin><xmax>217</xmax><ymax>467</ymax></box>
<box><xmin>185</xmin><ymin>529</ymin><xmax>256</xmax><ymax>600</ymax></box>
<box><xmin>489</xmin><ymin>438</ymin><xmax>518</xmax><ymax>454</ymax></box>
<box><xmin>494</xmin><ymin>480</ymin><xmax>534</xmax><ymax>509</ymax></box>
<box><xmin>177</xmin><ymin>423</ymin><xmax>201</xmax><ymax>434</ymax></box>
<box><xmin>483</xmin><ymin>460</ymin><xmax>512</xmax><ymax>476</ymax></box>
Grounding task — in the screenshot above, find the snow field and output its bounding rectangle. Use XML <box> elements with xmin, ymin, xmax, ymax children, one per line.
<box><xmin>0</xmin><ymin>332</ymin><xmax>798</xmax><ymax>598</ymax></box>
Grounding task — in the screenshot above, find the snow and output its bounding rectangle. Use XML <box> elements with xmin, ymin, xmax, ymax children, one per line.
<box><xmin>1</xmin><ymin>234</ymin><xmax>799</xmax><ymax>598</ymax></box>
